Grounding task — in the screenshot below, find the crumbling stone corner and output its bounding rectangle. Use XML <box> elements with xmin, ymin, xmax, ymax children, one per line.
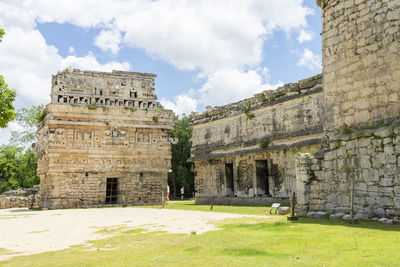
<box><xmin>295</xmin><ymin>153</ymin><xmax>314</xmax><ymax>216</ymax></box>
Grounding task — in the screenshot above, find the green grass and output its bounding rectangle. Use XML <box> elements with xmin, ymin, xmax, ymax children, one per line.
<box><xmin>2</xmin><ymin>202</ymin><xmax>400</xmax><ymax>266</ymax></box>
<box><xmin>2</xmin><ymin>217</ymin><xmax>400</xmax><ymax>266</ymax></box>
<box><xmin>139</xmin><ymin>200</ymin><xmax>278</xmax><ymax>216</ymax></box>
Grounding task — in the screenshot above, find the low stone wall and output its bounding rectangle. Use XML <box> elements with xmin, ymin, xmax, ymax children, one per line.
<box><xmin>0</xmin><ymin>186</ymin><xmax>40</xmax><ymax>209</ymax></box>
<box><xmin>196</xmin><ymin>196</ymin><xmax>289</xmax><ymax>206</ymax></box>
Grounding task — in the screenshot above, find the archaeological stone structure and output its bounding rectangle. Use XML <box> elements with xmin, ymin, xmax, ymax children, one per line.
<box><xmin>191</xmin><ymin>0</ymin><xmax>400</xmax><ymax>219</ymax></box>
<box><xmin>36</xmin><ymin>69</ymin><xmax>174</xmax><ymax>209</ymax></box>
<box><xmin>190</xmin><ymin>75</ymin><xmax>323</xmax><ymax>205</ymax></box>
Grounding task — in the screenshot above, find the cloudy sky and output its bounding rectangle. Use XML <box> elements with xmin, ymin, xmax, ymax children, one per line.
<box><xmin>0</xmin><ymin>0</ymin><xmax>322</xmax><ymax>144</ymax></box>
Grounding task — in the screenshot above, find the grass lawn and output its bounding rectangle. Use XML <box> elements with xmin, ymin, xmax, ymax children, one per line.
<box><xmin>138</xmin><ymin>200</ymin><xmax>277</xmax><ymax>216</ymax></box>
<box><xmin>1</xmin><ymin>201</ymin><xmax>400</xmax><ymax>266</ymax></box>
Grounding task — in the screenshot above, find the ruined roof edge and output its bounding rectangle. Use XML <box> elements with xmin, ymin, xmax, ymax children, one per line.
<box><xmin>55</xmin><ymin>69</ymin><xmax>157</xmax><ymax>78</ymax></box>
<box><xmin>190</xmin><ymin>73</ymin><xmax>323</xmax><ymax>125</ymax></box>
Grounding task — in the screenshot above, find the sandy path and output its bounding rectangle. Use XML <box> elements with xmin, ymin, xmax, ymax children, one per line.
<box><xmin>0</xmin><ymin>207</ymin><xmax>255</xmax><ymax>261</ymax></box>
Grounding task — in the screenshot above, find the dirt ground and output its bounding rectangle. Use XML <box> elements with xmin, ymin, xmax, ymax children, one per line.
<box><xmin>0</xmin><ymin>207</ymin><xmax>252</xmax><ymax>261</ymax></box>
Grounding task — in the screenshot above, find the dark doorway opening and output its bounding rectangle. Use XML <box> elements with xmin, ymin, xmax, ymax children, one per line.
<box><xmin>106</xmin><ymin>178</ymin><xmax>118</xmax><ymax>204</ymax></box>
<box><xmin>256</xmin><ymin>160</ymin><xmax>269</xmax><ymax>196</ymax></box>
<box><xmin>225</xmin><ymin>163</ymin><xmax>234</xmax><ymax>196</ymax></box>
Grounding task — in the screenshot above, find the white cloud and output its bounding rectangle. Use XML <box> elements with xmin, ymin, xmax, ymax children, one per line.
<box><xmin>0</xmin><ymin>27</ymin><xmax>130</xmax><ymax>109</ymax></box>
<box><xmin>0</xmin><ymin>0</ymin><xmax>316</xmax><ymax>137</ymax></box>
<box><xmin>94</xmin><ymin>29</ymin><xmax>122</xmax><ymax>54</ymax></box>
<box><xmin>61</xmin><ymin>53</ymin><xmax>130</xmax><ymax>72</ymax></box>
<box><xmin>297</xmin><ymin>29</ymin><xmax>313</xmax><ymax>43</ymax></box>
<box><xmin>160</xmin><ymin>94</ymin><xmax>198</xmax><ymax>117</ymax></box>
<box><xmin>198</xmin><ymin>68</ymin><xmax>282</xmax><ymax>107</ymax></box>
<box><xmin>297</xmin><ymin>48</ymin><xmax>321</xmax><ymax>70</ymax></box>
<box><xmin>163</xmin><ymin>67</ymin><xmax>283</xmax><ymax>113</ymax></box>
<box><xmin>117</xmin><ymin>0</ymin><xmax>313</xmax><ymax>73</ymax></box>
<box><xmin>1</xmin><ymin>0</ymin><xmax>313</xmax><ymax>74</ymax></box>
<box><xmin>68</xmin><ymin>46</ymin><xmax>75</xmax><ymax>54</ymax></box>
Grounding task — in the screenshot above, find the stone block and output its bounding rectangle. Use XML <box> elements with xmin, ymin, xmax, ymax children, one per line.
<box><xmin>329</xmin><ymin>212</ymin><xmax>346</xmax><ymax>220</ymax></box>
<box><xmin>359</xmin><ymin>155</ymin><xmax>371</xmax><ymax>168</ymax></box>
<box><xmin>307</xmin><ymin>211</ymin><xmax>328</xmax><ymax>219</ymax></box>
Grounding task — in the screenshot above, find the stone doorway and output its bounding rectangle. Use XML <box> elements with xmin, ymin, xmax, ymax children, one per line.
<box><xmin>106</xmin><ymin>178</ymin><xmax>118</xmax><ymax>204</ymax></box>
<box><xmin>225</xmin><ymin>163</ymin><xmax>234</xmax><ymax>196</ymax></box>
<box><xmin>256</xmin><ymin>160</ymin><xmax>269</xmax><ymax>196</ymax></box>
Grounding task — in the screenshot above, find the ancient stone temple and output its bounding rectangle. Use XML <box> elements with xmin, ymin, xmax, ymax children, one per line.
<box><xmin>36</xmin><ymin>69</ymin><xmax>174</xmax><ymax>209</ymax></box>
<box><xmin>191</xmin><ymin>0</ymin><xmax>400</xmax><ymax>218</ymax></box>
<box><xmin>190</xmin><ymin>74</ymin><xmax>324</xmax><ymax>205</ymax></box>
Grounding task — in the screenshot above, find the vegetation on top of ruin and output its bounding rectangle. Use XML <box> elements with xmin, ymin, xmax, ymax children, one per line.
<box><xmin>244</xmin><ymin>101</ymin><xmax>255</xmax><ymax>120</ymax></box>
<box><xmin>190</xmin><ymin>74</ymin><xmax>322</xmax><ymax>125</ymax></box>
<box><xmin>259</xmin><ymin>137</ymin><xmax>272</xmax><ymax>149</ymax></box>
<box><xmin>87</xmin><ymin>104</ymin><xmax>98</xmax><ymax>110</ymax></box>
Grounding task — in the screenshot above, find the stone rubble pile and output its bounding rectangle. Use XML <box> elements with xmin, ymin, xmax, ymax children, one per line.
<box><xmin>0</xmin><ymin>186</ymin><xmax>40</xmax><ymax>209</ymax></box>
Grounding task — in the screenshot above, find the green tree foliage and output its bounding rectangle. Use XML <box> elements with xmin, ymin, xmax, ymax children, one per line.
<box><xmin>0</xmin><ymin>28</ymin><xmax>5</xmax><ymax>42</ymax></box>
<box><xmin>168</xmin><ymin>115</ymin><xmax>194</xmax><ymax>198</ymax></box>
<box><xmin>0</xmin><ymin>29</ymin><xmax>17</xmax><ymax>128</ymax></box>
<box><xmin>0</xmin><ymin>146</ymin><xmax>39</xmax><ymax>194</ymax></box>
<box><xmin>0</xmin><ymin>75</ymin><xmax>17</xmax><ymax>128</ymax></box>
<box><xmin>10</xmin><ymin>104</ymin><xmax>45</xmax><ymax>147</ymax></box>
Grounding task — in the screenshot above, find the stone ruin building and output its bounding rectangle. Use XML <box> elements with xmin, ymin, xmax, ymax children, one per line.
<box><xmin>190</xmin><ymin>0</ymin><xmax>400</xmax><ymax>219</ymax></box>
<box><xmin>36</xmin><ymin>69</ymin><xmax>174</xmax><ymax>209</ymax></box>
<box><xmin>190</xmin><ymin>75</ymin><xmax>323</xmax><ymax>206</ymax></box>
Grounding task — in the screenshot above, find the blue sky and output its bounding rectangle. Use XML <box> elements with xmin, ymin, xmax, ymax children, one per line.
<box><xmin>0</xmin><ymin>0</ymin><xmax>322</xmax><ymax>144</ymax></box>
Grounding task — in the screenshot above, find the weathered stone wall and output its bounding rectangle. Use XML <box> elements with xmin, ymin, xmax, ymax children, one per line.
<box><xmin>297</xmin><ymin>122</ymin><xmax>400</xmax><ymax>218</ymax></box>
<box><xmin>320</xmin><ymin>0</ymin><xmax>400</xmax><ymax>129</ymax></box>
<box><xmin>37</xmin><ymin>69</ymin><xmax>174</xmax><ymax>209</ymax></box>
<box><xmin>294</xmin><ymin>1</ymin><xmax>400</xmax><ymax>219</ymax></box>
<box><xmin>191</xmin><ymin>75</ymin><xmax>323</xmax><ymax>204</ymax></box>
<box><xmin>194</xmin><ymin>145</ymin><xmax>320</xmax><ymax>205</ymax></box>
<box><xmin>51</xmin><ymin>69</ymin><xmax>161</xmax><ymax>109</ymax></box>
<box><xmin>40</xmin><ymin>172</ymin><xmax>166</xmax><ymax>208</ymax></box>
<box><xmin>0</xmin><ymin>187</ymin><xmax>40</xmax><ymax>209</ymax></box>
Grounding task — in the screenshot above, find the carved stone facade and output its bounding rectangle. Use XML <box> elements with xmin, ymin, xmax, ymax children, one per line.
<box><xmin>37</xmin><ymin>69</ymin><xmax>174</xmax><ymax>209</ymax></box>
<box><xmin>191</xmin><ymin>0</ymin><xmax>400</xmax><ymax>218</ymax></box>
<box><xmin>190</xmin><ymin>75</ymin><xmax>323</xmax><ymax>205</ymax></box>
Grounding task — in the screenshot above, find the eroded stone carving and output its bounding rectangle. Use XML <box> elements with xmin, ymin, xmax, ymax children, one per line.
<box><xmin>37</xmin><ymin>69</ymin><xmax>174</xmax><ymax>209</ymax></box>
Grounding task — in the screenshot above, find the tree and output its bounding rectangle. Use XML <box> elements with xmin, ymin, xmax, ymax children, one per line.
<box><xmin>0</xmin><ymin>28</ymin><xmax>5</xmax><ymax>42</ymax></box>
<box><xmin>0</xmin><ymin>75</ymin><xmax>17</xmax><ymax>128</ymax></box>
<box><xmin>168</xmin><ymin>115</ymin><xmax>194</xmax><ymax>198</ymax></box>
<box><xmin>0</xmin><ymin>145</ymin><xmax>39</xmax><ymax>194</ymax></box>
<box><xmin>0</xmin><ymin>28</ymin><xmax>17</xmax><ymax>128</ymax></box>
<box><xmin>9</xmin><ymin>104</ymin><xmax>45</xmax><ymax>147</ymax></box>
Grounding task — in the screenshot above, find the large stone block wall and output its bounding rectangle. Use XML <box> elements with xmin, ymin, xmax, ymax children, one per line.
<box><xmin>295</xmin><ymin>0</ymin><xmax>400</xmax><ymax>218</ymax></box>
<box><xmin>37</xmin><ymin>70</ymin><xmax>174</xmax><ymax>209</ymax></box>
<box><xmin>40</xmin><ymin>172</ymin><xmax>166</xmax><ymax>208</ymax></box>
<box><xmin>320</xmin><ymin>0</ymin><xmax>400</xmax><ymax>129</ymax></box>
<box><xmin>297</xmin><ymin>121</ymin><xmax>400</xmax><ymax>218</ymax></box>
